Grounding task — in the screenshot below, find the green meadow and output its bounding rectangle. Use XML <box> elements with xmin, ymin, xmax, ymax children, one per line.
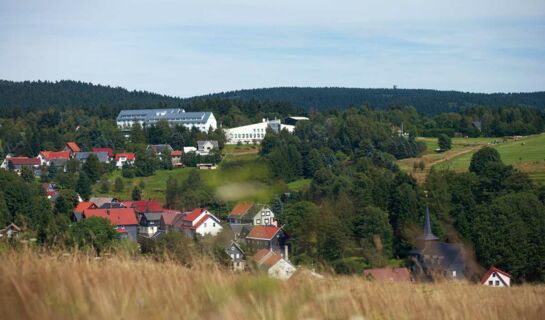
<box><xmin>93</xmin><ymin>151</ymin><xmax>291</xmax><ymax>204</ymax></box>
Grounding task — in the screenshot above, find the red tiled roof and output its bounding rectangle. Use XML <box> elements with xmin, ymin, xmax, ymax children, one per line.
<box><xmin>363</xmin><ymin>268</ymin><xmax>412</xmax><ymax>282</ymax></box>
<box><xmin>230</xmin><ymin>202</ymin><xmax>253</xmax><ymax>217</ymax></box>
<box><xmin>115</xmin><ymin>153</ymin><xmax>135</xmax><ymax>161</ymax></box>
<box><xmin>116</xmin><ymin>228</ymin><xmax>128</xmax><ymax>234</ymax></box>
<box><xmin>171</xmin><ymin>150</ymin><xmax>183</xmax><ymax>157</ymax></box>
<box><xmin>480</xmin><ymin>267</ymin><xmax>511</xmax><ymax>285</ymax></box>
<box><xmin>66</xmin><ymin>142</ymin><xmax>80</xmax><ymax>153</ymax></box>
<box><xmin>40</xmin><ymin>151</ymin><xmax>71</xmax><ymax>160</ymax></box>
<box><xmin>246</xmin><ymin>225</ymin><xmax>281</xmax><ymax>240</ymax></box>
<box><xmin>92</xmin><ymin>148</ymin><xmax>114</xmax><ymax>157</ymax></box>
<box><xmin>162</xmin><ymin>212</ymin><xmax>182</xmax><ymax>225</ymax></box>
<box><xmin>127</xmin><ymin>200</ymin><xmax>163</xmax><ymax>213</ymax></box>
<box><xmin>185</xmin><ymin>208</ymin><xmax>206</xmax><ymax>222</ymax></box>
<box><xmin>253</xmin><ymin>249</ymin><xmax>282</xmax><ymax>268</ymax></box>
<box><xmin>9</xmin><ymin>157</ymin><xmax>41</xmax><ymax>166</ymax></box>
<box><xmin>83</xmin><ymin>208</ymin><xmax>138</xmax><ymax>226</ymax></box>
<box><xmin>74</xmin><ymin>202</ymin><xmax>96</xmax><ymax>213</ymax></box>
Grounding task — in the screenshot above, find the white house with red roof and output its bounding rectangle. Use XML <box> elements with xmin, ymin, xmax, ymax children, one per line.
<box><xmin>480</xmin><ymin>267</ymin><xmax>512</xmax><ymax>288</ymax></box>
<box><xmin>115</xmin><ymin>153</ymin><xmax>136</xmax><ymax>168</ymax></box>
<box><xmin>37</xmin><ymin>151</ymin><xmax>70</xmax><ymax>166</ymax></box>
<box><xmin>179</xmin><ymin>208</ymin><xmax>223</xmax><ymax>238</ymax></box>
<box><xmin>253</xmin><ymin>249</ymin><xmax>296</xmax><ymax>280</ymax></box>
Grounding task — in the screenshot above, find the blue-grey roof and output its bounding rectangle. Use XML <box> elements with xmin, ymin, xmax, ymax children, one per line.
<box><xmin>116</xmin><ymin>108</ymin><xmax>213</xmax><ymax>125</ymax></box>
<box><xmin>75</xmin><ymin>152</ymin><xmax>109</xmax><ymax>163</ymax></box>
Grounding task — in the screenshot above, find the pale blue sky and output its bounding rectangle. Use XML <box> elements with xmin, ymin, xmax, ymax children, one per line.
<box><xmin>0</xmin><ymin>0</ymin><xmax>544</xmax><ymax>97</ymax></box>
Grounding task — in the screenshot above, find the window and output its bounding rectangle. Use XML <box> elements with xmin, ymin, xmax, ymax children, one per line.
<box><xmin>256</xmin><ymin>219</ymin><xmax>261</xmax><ymax>224</ymax></box>
<box><xmin>488</xmin><ymin>280</ymin><xmax>493</xmax><ymax>285</ymax></box>
<box><xmin>213</xmin><ymin>223</ymin><xmax>216</xmax><ymax>227</ymax></box>
<box><xmin>264</xmin><ymin>218</ymin><xmax>269</xmax><ymax>225</ymax></box>
<box><xmin>230</xmin><ymin>254</ymin><xmax>234</xmax><ymax>259</ymax></box>
<box><xmin>495</xmin><ymin>280</ymin><xmax>500</xmax><ymax>286</ymax></box>
<box><xmin>235</xmin><ymin>253</ymin><xmax>239</xmax><ymax>259</ymax></box>
<box><xmin>452</xmin><ymin>270</ymin><xmax>456</xmax><ymax>277</ymax></box>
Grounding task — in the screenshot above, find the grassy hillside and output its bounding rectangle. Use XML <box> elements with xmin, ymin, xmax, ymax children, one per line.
<box><xmin>1</xmin><ymin>250</ymin><xmax>544</xmax><ymax>320</ymax></box>
<box><xmin>93</xmin><ymin>150</ymin><xmax>288</xmax><ymax>204</ymax></box>
<box><xmin>398</xmin><ymin>134</ymin><xmax>545</xmax><ymax>184</ymax></box>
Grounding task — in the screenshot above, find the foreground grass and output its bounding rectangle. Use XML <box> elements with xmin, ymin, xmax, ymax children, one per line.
<box><xmin>1</xmin><ymin>251</ymin><xmax>544</xmax><ymax>320</ymax></box>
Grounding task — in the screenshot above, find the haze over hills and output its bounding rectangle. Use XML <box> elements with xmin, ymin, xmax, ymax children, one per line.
<box><xmin>1</xmin><ymin>80</ymin><xmax>545</xmax><ymax>116</ymax></box>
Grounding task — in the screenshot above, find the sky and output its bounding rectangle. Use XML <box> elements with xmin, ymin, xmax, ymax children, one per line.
<box><xmin>0</xmin><ymin>0</ymin><xmax>544</xmax><ymax>97</ymax></box>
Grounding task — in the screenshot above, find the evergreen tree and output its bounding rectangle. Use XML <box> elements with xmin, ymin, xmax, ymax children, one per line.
<box><xmin>99</xmin><ymin>178</ymin><xmax>110</xmax><ymax>193</ymax></box>
<box><xmin>114</xmin><ymin>177</ymin><xmax>124</xmax><ymax>192</ymax></box>
<box><xmin>131</xmin><ymin>186</ymin><xmax>142</xmax><ymax>201</ymax></box>
<box><xmin>20</xmin><ymin>166</ymin><xmax>35</xmax><ymax>183</ymax></box>
<box><xmin>82</xmin><ymin>154</ymin><xmax>102</xmax><ymax>182</ymax></box>
<box><xmin>76</xmin><ymin>173</ymin><xmax>92</xmax><ymax>201</ymax></box>
<box><xmin>130</xmin><ymin>123</ymin><xmax>146</xmax><ymax>144</ymax></box>
<box><xmin>437</xmin><ymin>134</ymin><xmax>452</xmax><ymax>151</ymax></box>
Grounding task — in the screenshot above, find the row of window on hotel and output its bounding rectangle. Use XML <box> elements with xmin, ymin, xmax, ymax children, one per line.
<box><xmin>232</xmin><ymin>133</ymin><xmax>265</xmax><ymax>139</ymax></box>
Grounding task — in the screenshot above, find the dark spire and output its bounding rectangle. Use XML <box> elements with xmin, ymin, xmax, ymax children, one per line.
<box><xmin>419</xmin><ymin>206</ymin><xmax>438</xmax><ymax>241</ymax></box>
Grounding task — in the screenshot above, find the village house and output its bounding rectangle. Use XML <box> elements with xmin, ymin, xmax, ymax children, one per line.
<box><xmin>81</xmin><ymin>208</ymin><xmax>139</xmax><ymax>241</ymax></box>
<box><xmin>75</xmin><ymin>151</ymin><xmax>110</xmax><ymax>164</ymax></box>
<box><xmin>63</xmin><ymin>142</ymin><xmax>81</xmax><ymax>157</ymax></box>
<box><xmin>2</xmin><ymin>156</ymin><xmax>42</xmax><ymax>175</ymax></box>
<box><xmin>245</xmin><ymin>225</ymin><xmax>287</xmax><ymax>254</ymax></box>
<box><xmin>37</xmin><ymin>151</ymin><xmax>70</xmax><ymax>166</ymax></box>
<box><xmin>480</xmin><ymin>267</ymin><xmax>512</xmax><ymax>288</ymax></box>
<box><xmin>0</xmin><ymin>223</ymin><xmax>21</xmax><ymax>240</ymax></box>
<box><xmin>228</xmin><ymin>202</ymin><xmax>278</xmax><ymax>227</ymax></box>
<box><xmin>159</xmin><ymin>211</ymin><xmax>184</xmax><ymax>234</ymax></box>
<box><xmin>171</xmin><ymin>150</ymin><xmax>183</xmax><ymax>167</ymax></box>
<box><xmin>139</xmin><ymin>213</ymin><xmax>163</xmax><ymax>237</ymax></box>
<box><xmin>89</xmin><ymin>197</ymin><xmax>119</xmax><ymax>208</ymax></box>
<box><xmin>197</xmin><ymin>140</ymin><xmax>219</xmax><ymax>155</ymax></box>
<box><xmin>225</xmin><ymin>241</ymin><xmax>246</xmax><ymax>271</ymax></box>
<box><xmin>115</xmin><ymin>153</ymin><xmax>136</xmax><ymax>169</ymax></box>
<box><xmin>409</xmin><ymin>207</ymin><xmax>466</xmax><ymax>281</ymax></box>
<box><xmin>48</xmin><ymin>158</ymin><xmax>68</xmax><ymax>173</ymax></box>
<box><xmin>363</xmin><ymin>267</ymin><xmax>413</xmax><ymax>282</ymax></box>
<box><xmin>252</xmin><ymin>249</ymin><xmax>296</xmax><ymax>280</ymax></box>
<box><xmin>178</xmin><ymin>208</ymin><xmax>223</xmax><ymax>238</ymax></box>
<box><xmin>183</xmin><ymin>146</ymin><xmax>197</xmax><ymax>154</ymax></box>
<box><xmin>73</xmin><ymin>201</ymin><xmax>98</xmax><ymax>221</ymax></box>
<box><xmin>92</xmin><ymin>148</ymin><xmax>114</xmax><ymax>161</ymax></box>
<box><xmin>146</xmin><ymin>144</ymin><xmax>173</xmax><ymax>156</ymax></box>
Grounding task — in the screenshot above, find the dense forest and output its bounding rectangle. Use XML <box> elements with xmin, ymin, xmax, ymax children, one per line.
<box><xmin>2</xmin><ymin>80</ymin><xmax>545</xmax><ymax>116</ymax></box>
<box><xmin>199</xmin><ymin>87</ymin><xmax>545</xmax><ymax>115</ymax></box>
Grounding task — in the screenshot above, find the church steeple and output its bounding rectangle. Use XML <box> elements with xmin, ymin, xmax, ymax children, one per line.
<box><xmin>419</xmin><ymin>206</ymin><xmax>438</xmax><ymax>241</ymax></box>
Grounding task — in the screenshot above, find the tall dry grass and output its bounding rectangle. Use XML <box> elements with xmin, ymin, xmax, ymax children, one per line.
<box><xmin>1</xmin><ymin>250</ymin><xmax>544</xmax><ymax>320</ymax></box>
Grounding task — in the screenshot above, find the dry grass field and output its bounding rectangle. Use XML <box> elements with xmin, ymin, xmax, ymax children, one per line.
<box><xmin>1</xmin><ymin>250</ymin><xmax>544</xmax><ymax>320</ymax></box>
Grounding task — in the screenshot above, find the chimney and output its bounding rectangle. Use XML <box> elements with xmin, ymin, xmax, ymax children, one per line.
<box><xmin>284</xmin><ymin>245</ymin><xmax>289</xmax><ymax>261</ymax></box>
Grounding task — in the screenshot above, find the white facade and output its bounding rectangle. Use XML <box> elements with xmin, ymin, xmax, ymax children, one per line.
<box><xmin>253</xmin><ymin>206</ymin><xmax>278</xmax><ymax>227</ymax></box>
<box><xmin>268</xmin><ymin>258</ymin><xmax>297</xmax><ymax>280</ymax></box>
<box><xmin>482</xmin><ymin>270</ymin><xmax>511</xmax><ymax>287</ymax></box>
<box><xmin>116</xmin><ymin>109</ymin><xmax>217</xmax><ymax>133</ymax></box>
<box><xmin>115</xmin><ymin>156</ymin><xmax>134</xmax><ymax>169</ymax></box>
<box><xmin>225</xmin><ymin>119</ymin><xmax>295</xmax><ymax>145</ymax></box>
<box><xmin>195</xmin><ymin>215</ymin><xmax>223</xmax><ymax>237</ymax></box>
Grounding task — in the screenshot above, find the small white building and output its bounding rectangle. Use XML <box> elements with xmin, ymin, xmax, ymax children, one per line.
<box><xmin>224</xmin><ymin>119</ymin><xmax>295</xmax><ymax>145</ymax></box>
<box><xmin>253</xmin><ymin>249</ymin><xmax>296</xmax><ymax>280</ymax></box>
<box><xmin>180</xmin><ymin>208</ymin><xmax>223</xmax><ymax>237</ymax></box>
<box><xmin>197</xmin><ymin>140</ymin><xmax>219</xmax><ymax>155</ymax></box>
<box><xmin>115</xmin><ymin>153</ymin><xmax>135</xmax><ymax>169</ymax></box>
<box><xmin>480</xmin><ymin>267</ymin><xmax>511</xmax><ymax>288</ymax></box>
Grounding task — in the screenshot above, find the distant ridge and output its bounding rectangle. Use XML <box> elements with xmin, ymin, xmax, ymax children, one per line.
<box><xmin>196</xmin><ymin>87</ymin><xmax>545</xmax><ymax>115</ymax></box>
<box><xmin>1</xmin><ymin>80</ymin><xmax>544</xmax><ymax>116</ymax></box>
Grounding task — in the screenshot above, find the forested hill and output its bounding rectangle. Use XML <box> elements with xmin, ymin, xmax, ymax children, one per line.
<box><xmin>2</xmin><ymin>80</ymin><xmax>545</xmax><ymax>116</ymax></box>
<box><xmin>0</xmin><ymin>80</ymin><xmax>186</xmax><ymax>114</ymax></box>
<box><xmin>199</xmin><ymin>87</ymin><xmax>545</xmax><ymax>115</ymax></box>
